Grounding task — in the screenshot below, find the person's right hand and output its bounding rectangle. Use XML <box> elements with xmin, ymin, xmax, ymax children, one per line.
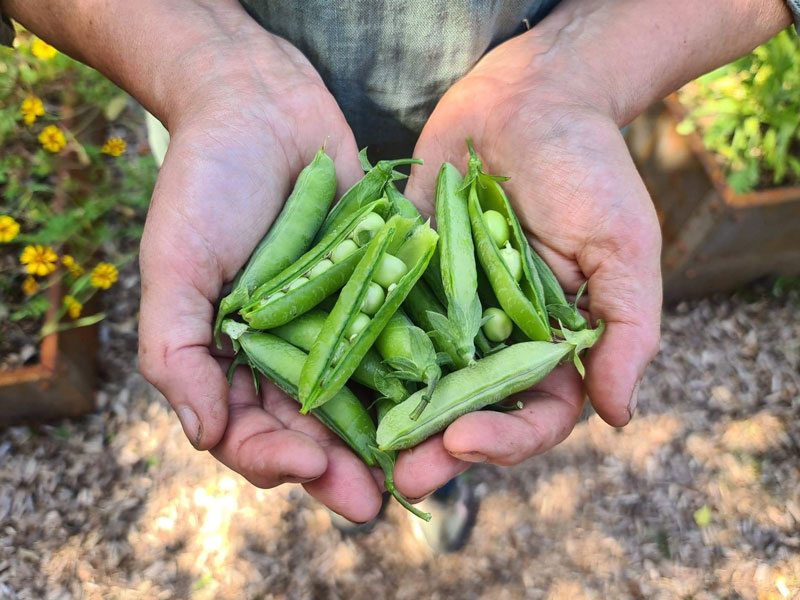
<box><xmin>136</xmin><ymin>13</ymin><xmax>385</xmax><ymax>522</ymax></box>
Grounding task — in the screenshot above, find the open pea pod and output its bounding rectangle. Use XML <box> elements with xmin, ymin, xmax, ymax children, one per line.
<box><xmin>315</xmin><ymin>154</ymin><xmax>423</xmax><ymax>242</ymax></box>
<box><xmin>269</xmin><ymin>308</ymin><xmax>409</xmax><ymax>403</ymax></box>
<box><xmin>240</xmin><ymin>198</ymin><xmax>390</xmax><ymax>329</ymax></box>
<box><xmin>299</xmin><ymin>216</ymin><xmax>438</xmax><ymax>413</ymax></box>
<box><xmin>465</xmin><ymin>140</ymin><xmax>550</xmax><ymax>342</ymax></box>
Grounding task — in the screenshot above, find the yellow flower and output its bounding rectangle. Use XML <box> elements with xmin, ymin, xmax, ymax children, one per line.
<box><xmin>101</xmin><ymin>137</ymin><xmax>127</xmax><ymax>157</ymax></box>
<box><xmin>0</xmin><ymin>215</ymin><xmax>20</xmax><ymax>242</ymax></box>
<box><xmin>21</xmin><ymin>96</ymin><xmax>45</xmax><ymax>126</ymax></box>
<box><xmin>20</xmin><ymin>244</ymin><xmax>58</xmax><ymax>277</ymax></box>
<box><xmin>63</xmin><ymin>295</ymin><xmax>83</xmax><ymax>319</ymax></box>
<box><xmin>61</xmin><ymin>254</ymin><xmax>85</xmax><ymax>278</ymax></box>
<box><xmin>90</xmin><ymin>262</ymin><xmax>118</xmax><ymax>289</ymax></box>
<box><xmin>22</xmin><ymin>276</ymin><xmax>39</xmax><ymax>297</ymax></box>
<box><xmin>31</xmin><ymin>39</ymin><xmax>58</xmax><ymax>60</ymax></box>
<box><xmin>39</xmin><ymin>125</ymin><xmax>67</xmax><ymax>153</ymax></box>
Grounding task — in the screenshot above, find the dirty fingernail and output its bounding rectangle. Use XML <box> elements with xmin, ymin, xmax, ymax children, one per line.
<box><xmin>407</xmin><ymin>491</ymin><xmax>435</xmax><ymax>504</ymax></box>
<box><xmin>284</xmin><ymin>474</ymin><xmax>320</xmax><ymax>484</ymax></box>
<box><xmin>176</xmin><ymin>406</ymin><xmax>202</xmax><ymax>448</ymax></box>
<box><xmin>627</xmin><ymin>380</ymin><xmax>641</xmax><ymax>422</ymax></box>
<box><xmin>449</xmin><ymin>451</ymin><xmax>488</xmax><ymax>463</ymax></box>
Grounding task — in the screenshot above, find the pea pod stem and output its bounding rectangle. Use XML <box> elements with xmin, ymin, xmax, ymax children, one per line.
<box><xmin>214</xmin><ymin>149</ymin><xmax>336</xmax><ymax>345</ymax></box>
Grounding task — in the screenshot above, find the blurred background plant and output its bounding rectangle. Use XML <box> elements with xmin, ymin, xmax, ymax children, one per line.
<box><xmin>0</xmin><ymin>29</ymin><xmax>156</xmax><ymax>369</ymax></box>
<box><xmin>677</xmin><ymin>29</ymin><xmax>800</xmax><ymax>193</ymax></box>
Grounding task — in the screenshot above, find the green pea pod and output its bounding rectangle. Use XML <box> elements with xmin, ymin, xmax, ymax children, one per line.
<box><xmin>385</xmin><ymin>182</ymin><xmax>424</xmax><ymax>222</ymax></box>
<box><xmin>269</xmin><ymin>309</ymin><xmax>409</xmax><ymax>403</ymax></box>
<box><xmin>300</xmin><ymin>216</ymin><xmax>438</xmax><ymax>412</ymax></box>
<box><xmin>228</xmin><ymin>327</ymin><xmax>429</xmax><ymax>521</ymax></box>
<box><xmin>529</xmin><ymin>250</ymin><xmax>589</xmax><ymax>331</ymax></box>
<box><xmin>377</xmin><ymin>324</ymin><xmax>603</xmax><ymax>451</ymax></box>
<box><xmin>429</xmin><ymin>162</ymin><xmax>482</xmax><ymax>366</ymax></box>
<box><xmin>214</xmin><ymin>149</ymin><xmax>336</xmax><ymax>345</ymax></box>
<box><xmin>465</xmin><ymin>140</ymin><xmax>550</xmax><ymax>341</ymax></box>
<box><xmin>316</xmin><ymin>156</ymin><xmax>423</xmax><ymax>242</ymax></box>
<box><xmin>234</xmin><ymin>330</ymin><xmax>377</xmax><ymax>466</ymax></box>
<box><xmin>240</xmin><ymin>198</ymin><xmax>390</xmax><ymax>329</ymax></box>
<box><xmin>375</xmin><ymin>309</ymin><xmax>444</xmax><ymax>419</ymax></box>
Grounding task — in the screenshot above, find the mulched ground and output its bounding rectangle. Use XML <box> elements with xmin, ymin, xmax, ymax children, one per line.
<box><xmin>0</xmin><ymin>272</ymin><xmax>798</xmax><ymax>600</ymax></box>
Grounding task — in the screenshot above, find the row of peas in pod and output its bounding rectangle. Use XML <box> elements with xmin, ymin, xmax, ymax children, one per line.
<box><xmin>218</xmin><ymin>141</ymin><xmax>603</xmax><ymax>521</ymax></box>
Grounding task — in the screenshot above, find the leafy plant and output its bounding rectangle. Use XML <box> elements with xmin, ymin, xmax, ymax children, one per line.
<box><xmin>0</xmin><ymin>29</ymin><xmax>155</xmax><ymax>359</ymax></box>
<box><xmin>677</xmin><ymin>29</ymin><xmax>800</xmax><ymax>193</ymax></box>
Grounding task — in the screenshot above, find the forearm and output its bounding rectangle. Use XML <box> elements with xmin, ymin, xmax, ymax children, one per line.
<box><xmin>1</xmin><ymin>0</ymin><xmax>262</xmax><ymax>126</ymax></box>
<box><xmin>528</xmin><ymin>0</ymin><xmax>793</xmax><ymax>125</ymax></box>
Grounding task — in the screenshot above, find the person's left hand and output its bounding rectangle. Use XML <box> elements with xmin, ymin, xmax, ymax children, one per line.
<box><xmin>396</xmin><ymin>24</ymin><xmax>663</xmax><ymax>501</ymax></box>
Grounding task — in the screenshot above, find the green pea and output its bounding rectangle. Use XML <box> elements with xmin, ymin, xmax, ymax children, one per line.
<box><xmin>372</xmin><ymin>254</ymin><xmax>408</xmax><ymax>288</ymax></box>
<box><xmin>500</xmin><ymin>242</ymin><xmax>522</xmax><ymax>282</ymax></box>
<box><xmin>331</xmin><ymin>239</ymin><xmax>359</xmax><ymax>264</ymax></box>
<box><xmin>353</xmin><ymin>212</ymin><xmax>386</xmax><ymax>246</ymax></box>
<box><xmin>482</xmin><ymin>307</ymin><xmax>513</xmax><ymax>342</ymax></box>
<box><xmin>265</xmin><ymin>291</ymin><xmax>285</xmax><ymax>304</ymax></box>
<box><xmin>286</xmin><ymin>276</ymin><xmax>308</xmax><ymax>291</ymax></box>
<box><xmin>483</xmin><ymin>210</ymin><xmax>509</xmax><ymax>247</ymax></box>
<box><xmin>360</xmin><ymin>282</ymin><xmax>385</xmax><ymax>316</ymax></box>
<box><xmin>345</xmin><ymin>312</ymin><xmax>371</xmax><ymax>341</ymax></box>
<box><xmin>307</xmin><ymin>258</ymin><xmax>333</xmax><ymax>280</ymax></box>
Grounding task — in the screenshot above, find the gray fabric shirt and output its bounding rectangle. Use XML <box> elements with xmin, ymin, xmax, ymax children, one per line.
<box><xmin>240</xmin><ymin>0</ymin><xmax>561</xmax><ymax>155</ymax></box>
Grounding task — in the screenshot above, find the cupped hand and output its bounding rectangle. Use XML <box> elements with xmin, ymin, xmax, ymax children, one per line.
<box><xmin>398</xmin><ymin>30</ymin><xmax>663</xmax><ymax>500</ymax></box>
<box><xmin>137</xmin><ymin>27</ymin><xmax>383</xmax><ymax>522</ymax></box>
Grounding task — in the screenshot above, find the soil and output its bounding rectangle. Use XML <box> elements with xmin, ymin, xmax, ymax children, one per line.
<box><xmin>0</xmin><ymin>274</ymin><xmax>798</xmax><ymax>599</ymax></box>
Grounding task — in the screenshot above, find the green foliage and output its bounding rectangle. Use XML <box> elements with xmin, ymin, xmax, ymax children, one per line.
<box><xmin>0</xmin><ymin>29</ymin><xmax>155</xmax><ymax>345</ymax></box>
<box><xmin>677</xmin><ymin>29</ymin><xmax>800</xmax><ymax>193</ymax></box>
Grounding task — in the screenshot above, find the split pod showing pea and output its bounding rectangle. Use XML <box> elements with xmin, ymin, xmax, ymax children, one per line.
<box><xmin>239</xmin><ymin>198</ymin><xmax>390</xmax><ymax>330</ymax></box>
<box><xmin>299</xmin><ymin>215</ymin><xmax>439</xmax><ymax>413</ymax></box>
<box><xmin>376</xmin><ymin>323</ymin><xmax>604</xmax><ymax>452</ymax></box>
<box><xmin>214</xmin><ymin>148</ymin><xmax>337</xmax><ymax>345</ymax></box>
<box><xmin>464</xmin><ymin>139</ymin><xmax>551</xmax><ymax>342</ymax></box>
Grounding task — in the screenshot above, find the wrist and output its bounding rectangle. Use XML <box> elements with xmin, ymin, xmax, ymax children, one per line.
<box><xmin>523</xmin><ymin>0</ymin><xmax>793</xmax><ymax>126</ymax></box>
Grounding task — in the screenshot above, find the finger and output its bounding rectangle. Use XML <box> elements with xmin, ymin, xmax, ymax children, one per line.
<box><xmin>303</xmin><ymin>444</ymin><xmax>384</xmax><ymax>523</ymax></box>
<box><xmin>442</xmin><ymin>365</ymin><xmax>584</xmax><ymax>465</ymax></box>
<box><xmin>210</xmin><ymin>371</ymin><xmax>328</xmax><ymax>486</ymax></box>
<box><xmin>393</xmin><ymin>434</ymin><xmax>471</xmax><ymax>501</ymax></box>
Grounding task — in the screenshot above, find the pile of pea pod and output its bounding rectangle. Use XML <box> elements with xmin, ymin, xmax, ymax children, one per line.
<box><xmin>217</xmin><ymin>141</ymin><xmax>603</xmax><ymax>521</ymax></box>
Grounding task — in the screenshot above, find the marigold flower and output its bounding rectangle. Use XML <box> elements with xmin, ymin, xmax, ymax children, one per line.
<box><xmin>31</xmin><ymin>39</ymin><xmax>58</xmax><ymax>60</ymax></box>
<box><xmin>101</xmin><ymin>137</ymin><xmax>126</xmax><ymax>157</ymax></box>
<box><xmin>0</xmin><ymin>215</ymin><xmax>20</xmax><ymax>242</ymax></box>
<box><xmin>21</xmin><ymin>96</ymin><xmax>45</xmax><ymax>126</ymax></box>
<box><xmin>39</xmin><ymin>125</ymin><xmax>67</xmax><ymax>153</ymax></box>
<box><xmin>63</xmin><ymin>295</ymin><xmax>83</xmax><ymax>319</ymax></box>
<box><xmin>90</xmin><ymin>262</ymin><xmax>118</xmax><ymax>289</ymax></box>
<box><xmin>22</xmin><ymin>276</ymin><xmax>39</xmax><ymax>297</ymax></box>
<box><xmin>20</xmin><ymin>244</ymin><xmax>58</xmax><ymax>277</ymax></box>
<box><xmin>61</xmin><ymin>254</ymin><xmax>85</xmax><ymax>278</ymax></box>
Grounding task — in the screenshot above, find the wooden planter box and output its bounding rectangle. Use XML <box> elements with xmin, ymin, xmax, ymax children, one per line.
<box><xmin>0</xmin><ymin>283</ymin><xmax>98</xmax><ymax>426</ymax></box>
<box><xmin>626</xmin><ymin>95</ymin><xmax>800</xmax><ymax>303</ymax></box>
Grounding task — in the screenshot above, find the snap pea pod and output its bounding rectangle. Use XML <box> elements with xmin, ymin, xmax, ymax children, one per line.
<box><xmin>428</xmin><ymin>162</ymin><xmax>482</xmax><ymax>366</ymax></box>
<box><xmin>240</xmin><ymin>199</ymin><xmax>390</xmax><ymax>329</ymax></box>
<box><xmin>385</xmin><ymin>183</ymin><xmax>423</xmax><ymax>222</ymax></box>
<box><xmin>377</xmin><ymin>325</ymin><xmax>603</xmax><ymax>451</ymax></box>
<box><xmin>375</xmin><ymin>309</ymin><xmax>444</xmax><ymax>420</ymax></box>
<box><xmin>214</xmin><ymin>149</ymin><xmax>337</xmax><ymax>344</ymax></box>
<box><xmin>465</xmin><ymin>140</ymin><xmax>550</xmax><ymax>342</ymax></box>
<box><xmin>269</xmin><ymin>309</ymin><xmax>409</xmax><ymax>403</ymax></box>
<box><xmin>233</xmin><ymin>330</ymin><xmax>430</xmax><ymax>521</ymax></box>
<box><xmin>316</xmin><ymin>156</ymin><xmax>423</xmax><ymax>242</ymax></box>
<box><xmin>529</xmin><ymin>249</ymin><xmax>589</xmax><ymax>331</ymax></box>
<box><xmin>300</xmin><ymin>216</ymin><xmax>438</xmax><ymax>412</ymax></box>
<box><xmin>236</xmin><ymin>331</ymin><xmax>377</xmax><ymax>466</ymax></box>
